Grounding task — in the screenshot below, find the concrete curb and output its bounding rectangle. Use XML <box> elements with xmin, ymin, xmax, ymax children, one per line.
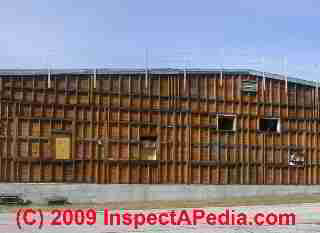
<box><xmin>0</xmin><ymin>183</ymin><xmax>319</xmax><ymax>204</ymax></box>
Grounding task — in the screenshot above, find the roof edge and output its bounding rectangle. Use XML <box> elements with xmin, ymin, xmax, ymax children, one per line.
<box><xmin>0</xmin><ymin>68</ymin><xmax>316</xmax><ymax>87</ymax></box>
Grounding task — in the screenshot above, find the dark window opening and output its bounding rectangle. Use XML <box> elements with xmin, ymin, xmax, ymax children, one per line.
<box><xmin>259</xmin><ymin>118</ymin><xmax>280</xmax><ymax>132</ymax></box>
<box><xmin>218</xmin><ymin>116</ymin><xmax>236</xmax><ymax>131</ymax></box>
<box><xmin>140</xmin><ymin>136</ymin><xmax>157</xmax><ymax>142</ymax></box>
<box><xmin>140</xmin><ymin>135</ymin><xmax>158</xmax><ymax>150</ymax></box>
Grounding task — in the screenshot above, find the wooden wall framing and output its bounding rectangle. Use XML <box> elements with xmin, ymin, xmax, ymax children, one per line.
<box><xmin>0</xmin><ymin>72</ymin><xmax>318</xmax><ymax>184</ymax></box>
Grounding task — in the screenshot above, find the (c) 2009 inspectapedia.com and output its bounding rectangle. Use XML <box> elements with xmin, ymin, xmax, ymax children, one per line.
<box><xmin>1</xmin><ymin>203</ymin><xmax>320</xmax><ymax>233</ymax></box>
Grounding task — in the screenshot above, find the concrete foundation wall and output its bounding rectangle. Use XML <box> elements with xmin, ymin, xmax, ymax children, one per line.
<box><xmin>0</xmin><ymin>183</ymin><xmax>319</xmax><ymax>204</ymax></box>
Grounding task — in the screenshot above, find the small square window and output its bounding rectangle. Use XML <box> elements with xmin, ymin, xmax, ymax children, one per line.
<box><xmin>217</xmin><ymin>115</ymin><xmax>236</xmax><ymax>131</ymax></box>
<box><xmin>140</xmin><ymin>136</ymin><xmax>158</xmax><ymax>160</ymax></box>
<box><xmin>259</xmin><ymin>118</ymin><xmax>280</xmax><ymax>133</ymax></box>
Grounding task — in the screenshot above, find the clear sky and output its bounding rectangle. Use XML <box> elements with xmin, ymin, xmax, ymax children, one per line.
<box><xmin>0</xmin><ymin>0</ymin><xmax>320</xmax><ymax>80</ymax></box>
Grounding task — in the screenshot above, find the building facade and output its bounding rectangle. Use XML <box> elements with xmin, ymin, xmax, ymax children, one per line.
<box><xmin>0</xmin><ymin>68</ymin><xmax>318</xmax><ymax>184</ymax></box>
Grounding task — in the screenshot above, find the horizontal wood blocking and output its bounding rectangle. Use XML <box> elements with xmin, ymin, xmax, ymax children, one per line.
<box><xmin>0</xmin><ymin>73</ymin><xmax>319</xmax><ymax>184</ymax></box>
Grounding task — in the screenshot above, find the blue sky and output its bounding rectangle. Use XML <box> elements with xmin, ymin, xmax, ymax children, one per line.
<box><xmin>0</xmin><ymin>0</ymin><xmax>320</xmax><ymax>80</ymax></box>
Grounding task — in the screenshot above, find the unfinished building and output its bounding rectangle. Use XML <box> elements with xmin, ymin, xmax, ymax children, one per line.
<box><xmin>0</xmin><ymin>68</ymin><xmax>318</xmax><ymax>184</ymax></box>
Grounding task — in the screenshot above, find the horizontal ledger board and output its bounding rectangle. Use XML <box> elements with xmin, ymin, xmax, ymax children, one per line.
<box><xmin>0</xmin><ymin>71</ymin><xmax>319</xmax><ymax>184</ymax></box>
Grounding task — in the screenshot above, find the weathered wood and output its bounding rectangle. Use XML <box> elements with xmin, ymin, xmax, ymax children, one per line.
<box><xmin>0</xmin><ymin>71</ymin><xmax>317</xmax><ymax>184</ymax></box>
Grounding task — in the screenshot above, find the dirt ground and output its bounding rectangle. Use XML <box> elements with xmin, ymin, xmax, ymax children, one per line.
<box><xmin>1</xmin><ymin>194</ymin><xmax>320</xmax><ymax>212</ymax></box>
